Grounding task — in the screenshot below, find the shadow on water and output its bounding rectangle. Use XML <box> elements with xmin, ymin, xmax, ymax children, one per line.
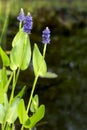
<box><xmin>1</xmin><ymin>7</ymin><xmax>87</xmax><ymax>130</ymax></box>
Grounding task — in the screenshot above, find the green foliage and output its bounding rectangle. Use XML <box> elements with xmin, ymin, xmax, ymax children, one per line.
<box><xmin>24</xmin><ymin>105</ymin><xmax>45</xmax><ymax>128</ymax></box>
<box><xmin>0</xmin><ymin>47</ymin><xmax>10</xmax><ymax>66</ymax></box>
<box><xmin>33</xmin><ymin>44</ymin><xmax>47</xmax><ymax>77</ymax></box>
<box><xmin>0</xmin><ymin>8</ymin><xmax>57</xmax><ymax>130</ymax></box>
<box><xmin>4</xmin><ymin>93</ymin><xmax>9</xmax><ymax>112</ymax></box>
<box><xmin>6</xmin><ymin>98</ymin><xmax>20</xmax><ymax>123</ymax></box>
<box><xmin>0</xmin><ymin>104</ymin><xmax>5</xmax><ymax>123</ymax></box>
<box><xmin>6</xmin><ymin>124</ymin><xmax>12</xmax><ymax>130</ymax></box>
<box><xmin>18</xmin><ymin>99</ymin><xmax>29</xmax><ymax>124</ymax></box>
<box><xmin>10</xmin><ymin>30</ymin><xmax>31</xmax><ymax>70</ymax></box>
<box><xmin>0</xmin><ymin>68</ymin><xmax>8</xmax><ymax>103</ymax></box>
<box><xmin>18</xmin><ymin>96</ymin><xmax>45</xmax><ymax>129</ymax></box>
<box><xmin>14</xmin><ymin>86</ymin><xmax>26</xmax><ymax>99</ymax></box>
<box><xmin>30</xmin><ymin>94</ymin><xmax>39</xmax><ymax>113</ymax></box>
<box><xmin>0</xmin><ymin>67</ymin><xmax>8</xmax><ymax>88</ymax></box>
<box><xmin>33</xmin><ymin>44</ymin><xmax>57</xmax><ymax>78</ymax></box>
<box><xmin>42</xmin><ymin>72</ymin><xmax>58</xmax><ymax>78</ymax></box>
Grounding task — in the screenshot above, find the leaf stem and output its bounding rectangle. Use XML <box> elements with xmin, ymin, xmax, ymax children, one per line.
<box><xmin>21</xmin><ymin>44</ymin><xmax>47</xmax><ymax>130</ymax></box>
<box><xmin>9</xmin><ymin>70</ymin><xmax>16</xmax><ymax>104</ymax></box>
<box><xmin>9</xmin><ymin>68</ymin><xmax>20</xmax><ymax>104</ymax></box>
<box><xmin>19</xmin><ymin>22</ymin><xmax>22</xmax><ymax>31</ymax></box>
<box><xmin>21</xmin><ymin>75</ymin><xmax>38</xmax><ymax>130</ymax></box>
<box><xmin>27</xmin><ymin>75</ymin><xmax>38</xmax><ymax>113</ymax></box>
<box><xmin>43</xmin><ymin>44</ymin><xmax>47</xmax><ymax>59</ymax></box>
<box><xmin>27</xmin><ymin>44</ymin><xmax>47</xmax><ymax>113</ymax></box>
<box><xmin>1</xmin><ymin>124</ymin><xmax>4</xmax><ymax>130</ymax></box>
<box><xmin>12</xmin><ymin>123</ymin><xmax>14</xmax><ymax>130</ymax></box>
<box><xmin>4</xmin><ymin>71</ymin><xmax>14</xmax><ymax>92</ymax></box>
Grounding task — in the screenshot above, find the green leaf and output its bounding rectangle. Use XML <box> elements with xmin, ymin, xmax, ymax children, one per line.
<box><xmin>18</xmin><ymin>99</ymin><xmax>30</xmax><ymax>124</ymax></box>
<box><xmin>0</xmin><ymin>85</ymin><xmax>4</xmax><ymax>103</ymax></box>
<box><xmin>33</xmin><ymin>44</ymin><xmax>47</xmax><ymax>77</ymax></box>
<box><xmin>20</xmin><ymin>35</ymin><xmax>31</xmax><ymax>70</ymax></box>
<box><xmin>6</xmin><ymin>124</ymin><xmax>12</xmax><ymax>130</ymax></box>
<box><xmin>6</xmin><ymin>98</ymin><xmax>20</xmax><ymax>123</ymax></box>
<box><xmin>0</xmin><ymin>47</ymin><xmax>10</xmax><ymax>66</ymax></box>
<box><xmin>41</xmin><ymin>72</ymin><xmax>58</xmax><ymax>78</ymax></box>
<box><xmin>24</xmin><ymin>105</ymin><xmax>45</xmax><ymax>128</ymax></box>
<box><xmin>12</xmin><ymin>29</ymin><xmax>23</xmax><ymax>47</ymax></box>
<box><xmin>14</xmin><ymin>86</ymin><xmax>26</xmax><ymax>99</ymax></box>
<box><xmin>30</xmin><ymin>94</ymin><xmax>39</xmax><ymax>113</ymax></box>
<box><xmin>10</xmin><ymin>30</ymin><xmax>31</xmax><ymax>70</ymax></box>
<box><xmin>4</xmin><ymin>93</ymin><xmax>8</xmax><ymax>112</ymax></box>
<box><xmin>0</xmin><ymin>68</ymin><xmax>8</xmax><ymax>103</ymax></box>
<box><xmin>0</xmin><ymin>104</ymin><xmax>5</xmax><ymax>123</ymax></box>
<box><xmin>1</xmin><ymin>67</ymin><xmax>8</xmax><ymax>88</ymax></box>
<box><xmin>10</xmin><ymin>59</ymin><xmax>17</xmax><ymax>70</ymax></box>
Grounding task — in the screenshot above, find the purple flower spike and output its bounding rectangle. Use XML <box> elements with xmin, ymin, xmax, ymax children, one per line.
<box><xmin>23</xmin><ymin>12</ymin><xmax>33</xmax><ymax>34</ymax></box>
<box><xmin>17</xmin><ymin>8</ymin><xmax>25</xmax><ymax>22</ymax></box>
<box><xmin>42</xmin><ymin>27</ymin><xmax>51</xmax><ymax>44</ymax></box>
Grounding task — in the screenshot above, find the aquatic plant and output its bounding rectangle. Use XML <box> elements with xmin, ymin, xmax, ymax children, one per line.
<box><xmin>0</xmin><ymin>8</ymin><xmax>57</xmax><ymax>130</ymax></box>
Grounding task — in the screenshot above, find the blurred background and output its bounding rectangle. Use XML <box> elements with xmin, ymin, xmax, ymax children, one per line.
<box><xmin>0</xmin><ymin>0</ymin><xmax>87</xmax><ymax>130</ymax></box>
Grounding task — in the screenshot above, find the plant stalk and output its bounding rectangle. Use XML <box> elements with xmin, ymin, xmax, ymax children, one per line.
<box><xmin>21</xmin><ymin>44</ymin><xmax>47</xmax><ymax>130</ymax></box>
<box><xmin>27</xmin><ymin>75</ymin><xmax>38</xmax><ymax>113</ymax></box>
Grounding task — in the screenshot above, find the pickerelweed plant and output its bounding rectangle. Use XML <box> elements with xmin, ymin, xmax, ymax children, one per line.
<box><xmin>0</xmin><ymin>8</ymin><xmax>57</xmax><ymax>130</ymax></box>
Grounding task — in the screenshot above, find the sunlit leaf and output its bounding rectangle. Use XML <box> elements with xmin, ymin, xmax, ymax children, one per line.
<box><xmin>33</xmin><ymin>44</ymin><xmax>47</xmax><ymax>77</ymax></box>
<box><xmin>0</xmin><ymin>68</ymin><xmax>8</xmax><ymax>103</ymax></box>
<box><xmin>12</xmin><ymin>29</ymin><xmax>23</xmax><ymax>47</ymax></box>
<box><xmin>0</xmin><ymin>104</ymin><xmax>5</xmax><ymax>123</ymax></box>
<box><xmin>14</xmin><ymin>86</ymin><xmax>26</xmax><ymax>99</ymax></box>
<box><xmin>18</xmin><ymin>99</ymin><xmax>30</xmax><ymax>124</ymax></box>
<box><xmin>6</xmin><ymin>98</ymin><xmax>20</xmax><ymax>123</ymax></box>
<box><xmin>0</xmin><ymin>85</ymin><xmax>4</xmax><ymax>103</ymax></box>
<box><xmin>0</xmin><ymin>47</ymin><xmax>10</xmax><ymax>66</ymax></box>
<box><xmin>24</xmin><ymin>105</ymin><xmax>45</xmax><ymax>128</ymax></box>
<box><xmin>6</xmin><ymin>124</ymin><xmax>12</xmax><ymax>130</ymax></box>
<box><xmin>10</xmin><ymin>30</ymin><xmax>31</xmax><ymax>70</ymax></box>
<box><xmin>4</xmin><ymin>93</ymin><xmax>8</xmax><ymax>112</ymax></box>
<box><xmin>20</xmin><ymin>36</ymin><xmax>31</xmax><ymax>70</ymax></box>
<box><xmin>1</xmin><ymin>67</ymin><xmax>8</xmax><ymax>88</ymax></box>
<box><xmin>41</xmin><ymin>72</ymin><xmax>58</xmax><ymax>78</ymax></box>
<box><xmin>30</xmin><ymin>94</ymin><xmax>39</xmax><ymax>113</ymax></box>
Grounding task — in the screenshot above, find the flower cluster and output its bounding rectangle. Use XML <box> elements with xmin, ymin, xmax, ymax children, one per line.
<box><xmin>17</xmin><ymin>9</ymin><xmax>33</xmax><ymax>34</ymax></box>
<box><xmin>42</xmin><ymin>27</ymin><xmax>51</xmax><ymax>44</ymax></box>
<box><xmin>17</xmin><ymin>9</ymin><xmax>51</xmax><ymax>43</ymax></box>
<box><xmin>23</xmin><ymin>13</ymin><xmax>33</xmax><ymax>34</ymax></box>
<box><xmin>17</xmin><ymin>8</ymin><xmax>25</xmax><ymax>22</ymax></box>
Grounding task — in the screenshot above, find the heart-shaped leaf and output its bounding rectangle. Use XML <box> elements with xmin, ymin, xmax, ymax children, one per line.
<box><xmin>10</xmin><ymin>30</ymin><xmax>31</xmax><ymax>70</ymax></box>
<box><xmin>33</xmin><ymin>44</ymin><xmax>47</xmax><ymax>77</ymax></box>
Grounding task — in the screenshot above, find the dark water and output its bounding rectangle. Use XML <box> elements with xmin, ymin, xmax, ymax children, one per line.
<box><xmin>1</xmin><ymin>7</ymin><xmax>87</xmax><ymax>130</ymax></box>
